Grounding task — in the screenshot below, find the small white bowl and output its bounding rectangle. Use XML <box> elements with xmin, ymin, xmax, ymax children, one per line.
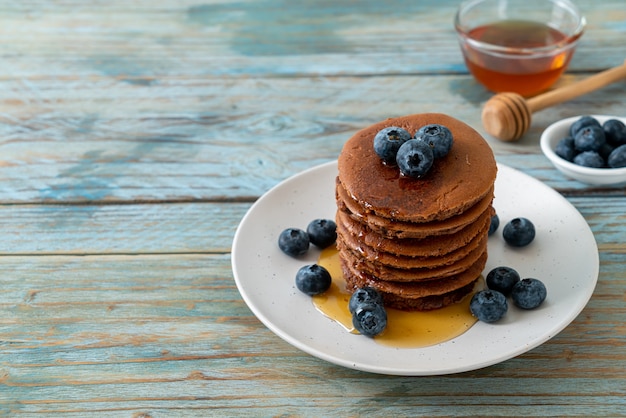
<box><xmin>540</xmin><ymin>115</ymin><xmax>626</xmax><ymax>185</ymax></box>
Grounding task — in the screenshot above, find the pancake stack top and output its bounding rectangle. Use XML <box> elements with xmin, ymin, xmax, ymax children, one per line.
<box><xmin>336</xmin><ymin>113</ymin><xmax>497</xmax><ymax>311</ymax></box>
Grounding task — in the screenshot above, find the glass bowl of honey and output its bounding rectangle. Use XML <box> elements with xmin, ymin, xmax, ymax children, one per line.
<box><xmin>454</xmin><ymin>0</ymin><xmax>586</xmax><ymax>97</ymax></box>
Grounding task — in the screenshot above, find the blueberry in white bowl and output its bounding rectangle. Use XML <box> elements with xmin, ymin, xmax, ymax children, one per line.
<box><xmin>540</xmin><ymin>115</ymin><xmax>626</xmax><ymax>185</ymax></box>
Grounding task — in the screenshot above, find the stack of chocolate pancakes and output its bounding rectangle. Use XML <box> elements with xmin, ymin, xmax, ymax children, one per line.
<box><xmin>336</xmin><ymin>113</ymin><xmax>497</xmax><ymax>311</ymax></box>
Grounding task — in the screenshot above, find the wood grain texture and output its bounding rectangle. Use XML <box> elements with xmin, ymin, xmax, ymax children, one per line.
<box><xmin>0</xmin><ymin>74</ymin><xmax>624</xmax><ymax>203</ymax></box>
<box><xmin>1</xmin><ymin>197</ymin><xmax>625</xmax><ymax>416</ymax></box>
<box><xmin>0</xmin><ymin>0</ymin><xmax>625</xmax><ymax>416</ymax></box>
<box><xmin>0</xmin><ymin>0</ymin><xmax>622</xmax><ymax>77</ymax></box>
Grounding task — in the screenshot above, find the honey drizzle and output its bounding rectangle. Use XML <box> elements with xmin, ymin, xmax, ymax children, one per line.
<box><xmin>314</xmin><ymin>247</ymin><xmax>479</xmax><ymax>348</ymax></box>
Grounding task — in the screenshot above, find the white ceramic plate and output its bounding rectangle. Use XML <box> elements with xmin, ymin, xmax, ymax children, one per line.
<box><xmin>231</xmin><ymin>161</ymin><xmax>599</xmax><ymax>375</ymax></box>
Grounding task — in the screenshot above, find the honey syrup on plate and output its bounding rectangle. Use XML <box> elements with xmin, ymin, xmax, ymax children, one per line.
<box><xmin>463</xmin><ymin>20</ymin><xmax>574</xmax><ymax>96</ymax></box>
<box><xmin>313</xmin><ymin>247</ymin><xmax>479</xmax><ymax>348</ymax></box>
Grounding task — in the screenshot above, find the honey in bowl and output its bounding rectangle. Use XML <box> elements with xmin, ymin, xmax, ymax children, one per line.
<box><xmin>454</xmin><ymin>0</ymin><xmax>586</xmax><ymax>97</ymax></box>
<box><xmin>314</xmin><ymin>247</ymin><xmax>480</xmax><ymax>348</ymax></box>
<box><xmin>461</xmin><ymin>20</ymin><xmax>575</xmax><ymax>96</ymax></box>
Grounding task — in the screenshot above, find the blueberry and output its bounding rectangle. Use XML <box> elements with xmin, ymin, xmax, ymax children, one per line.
<box><xmin>306</xmin><ymin>219</ymin><xmax>337</xmax><ymax>248</ymax></box>
<box><xmin>352</xmin><ymin>303</ymin><xmax>387</xmax><ymax>337</ymax></box>
<box><xmin>348</xmin><ymin>287</ymin><xmax>383</xmax><ymax>314</ymax></box>
<box><xmin>373</xmin><ymin>126</ymin><xmax>412</xmax><ymax>165</ymax></box>
<box><xmin>570</xmin><ymin>115</ymin><xmax>601</xmax><ymax>138</ymax></box>
<box><xmin>555</xmin><ymin>136</ymin><xmax>576</xmax><ymax>162</ymax></box>
<box><xmin>607</xmin><ymin>144</ymin><xmax>626</xmax><ymax>168</ymax></box>
<box><xmin>603</xmin><ymin>119</ymin><xmax>626</xmax><ymax>146</ymax></box>
<box><xmin>599</xmin><ymin>141</ymin><xmax>616</xmax><ymax>161</ymax></box>
<box><xmin>573</xmin><ymin>151</ymin><xmax>605</xmax><ymax>168</ymax></box>
<box><xmin>278</xmin><ymin>228</ymin><xmax>309</xmax><ymax>257</ymax></box>
<box><xmin>295</xmin><ymin>264</ymin><xmax>332</xmax><ymax>296</ymax></box>
<box><xmin>511</xmin><ymin>278</ymin><xmax>547</xmax><ymax>309</ymax></box>
<box><xmin>486</xmin><ymin>266</ymin><xmax>520</xmax><ymax>296</ymax></box>
<box><xmin>469</xmin><ymin>290</ymin><xmax>508</xmax><ymax>323</ymax></box>
<box><xmin>396</xmin><ymin>139</ymin><xmax>434</xmax><ymax>178</ymax></box>
<box><xmin>502</xmin><ymin>217</ymin><xmax>535</xmax><ymax>247</ymax></box>
<box><xmin>414</xmin><ymin>124</ymin><xmax>454</xmax><ymax>158</ymax></box>
<box><xmin>488</xmin><ymin>213</ymin><xmax>500</xmax><ymax>236</ymax></box>
<box><xmin>574</xmin><ymin>125</ymin><xmax>606</xmax><ymax>153</ymax></box>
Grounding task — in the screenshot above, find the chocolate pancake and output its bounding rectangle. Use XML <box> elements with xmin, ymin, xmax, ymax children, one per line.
<box><xmin>337</xmin><ymin>113</ymin><xmax>497</xmax><ymax>223</ymax></box>
<box><xmin>336</xmin><ymin>178</ymin><xmax>495</xmax><ymax>239</ymax></box>
<box><xmin>337</xmin><ymin>227</ymin><xmax>488</xmax><ymax>273</ymax></box>
<box><xmin>372</xmin><ymin>279</ymin><xmax>479</xmax><ymax>311</ymax></box>
<box><xmin>341</xmin><ymin>255</ymin><xmax>486</xmax><ymax>311</ymax></box>
<box><xmin>338</xmin><ymin>235</ymin><xmax>487</xmax><ymax>282</ymax></box>
<box><xmin>341</xmin><ymin>252</ymin><xmax>487</xmax><ymax>299</ymax></box>
<box><xmin>335</xmin><ymin>205</ymin><xmax>492</xmax><ymax>259</ymax></box>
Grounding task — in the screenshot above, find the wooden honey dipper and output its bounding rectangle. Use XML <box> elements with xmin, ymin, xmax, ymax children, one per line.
<box><xmin>482</xmin><ymin>60</ymin><xmax>626</xmax><ymax>141</ymax></box>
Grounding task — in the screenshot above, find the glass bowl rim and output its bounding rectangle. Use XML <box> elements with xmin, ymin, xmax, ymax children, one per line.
<box><xmin>454</xmin><ymin>0</ymin><xmax>586</xmax><ymax>55</ymax></box>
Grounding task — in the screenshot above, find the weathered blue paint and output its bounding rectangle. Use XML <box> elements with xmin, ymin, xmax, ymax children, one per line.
<box><xmin>0</xmin><ymin>1</ymin><xmax>624</xmax><ymax>416</ymax></box>
<box><xmin>189</xmin><ymin>1</ymin><xmax>467</xmax><ymax>57</ymax></box>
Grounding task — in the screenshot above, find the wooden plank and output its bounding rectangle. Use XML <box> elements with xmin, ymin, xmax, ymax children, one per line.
<box><xmin>0</xmin><ymin>195</ymin><xmax>622</xmax><ymax>255</ymax></box>
<box><xmin>0</xmin><ymin>75</ymin><xmax>624</xmax><ymax>204</ymax></box>
<box><xmin>0</xmin><ymin>198</ymin><xmax>619</xmax><ymax>415</ymax></box>
<box><xmin>0</xmin><ymin>1</ymin><xmax>622</xmax><ymax>77</ymax></box>
<box><xmin>0</xmin><ymin>203</ymin><xmax>244</xmax><ymax>255</ymax></box>
<box><xmin>0</xmin><ymin>252</ymin><xmax>624</xmax><ymax>415</ymax></box>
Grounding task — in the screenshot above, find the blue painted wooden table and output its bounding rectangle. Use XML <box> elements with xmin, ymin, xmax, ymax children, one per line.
<box><xmin>1</xmin><ymin>1</ymin><xmax>625</xmax><ymax>416</ymax></box>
